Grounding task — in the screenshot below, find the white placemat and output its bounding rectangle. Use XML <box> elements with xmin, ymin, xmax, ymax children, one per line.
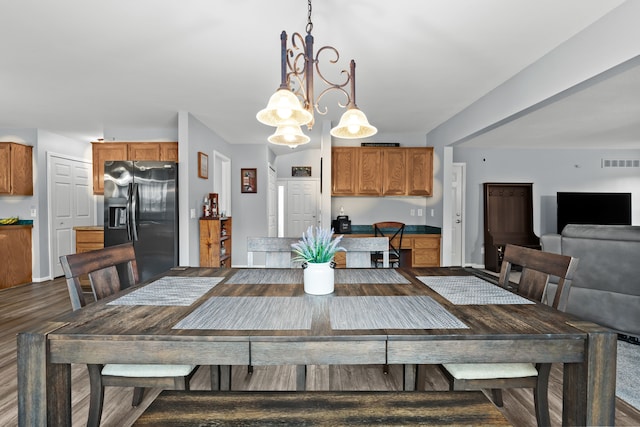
<box><xmin>173</xmin><ymin>296</ymin><xmax>312</xmax><ymax>330</ymax></box>
<box><xmin>330</xmin><ymin>296</ymin><xmax>468</xmax><ymax>330</ymax></box>
<box><xmin>108</xmin><ymin>276</ymin><xmax>223</xmax><ymax>306</ymax></box>
<box><xmin>417</xmin><ymin>276</ymin><xmax>534</xmax><ymax>305</ymax></box>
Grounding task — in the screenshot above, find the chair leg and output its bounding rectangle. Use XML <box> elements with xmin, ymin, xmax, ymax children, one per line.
<box><xmin>131</xmin><ymin>387</ymin><xmax>145</xmax><ymax>406</ymax></box>
<box><xmin>87</xmin><ymin>364</ymin><xmax>105</xmax><ymax>427</ymax></box>
<box><xmin>534</xmin><ymin>364</ymin><xmax>552</xmax><ymax>427</ymax></box>
<box><xmin>383</xmin><ymin>364</ymin><xmax>389</xmax><ymax>375</ymax></box>
<box><xmin>489</xmin><ymin>389</ymin><xmax>504</xmax><ymax>407</ymax></box>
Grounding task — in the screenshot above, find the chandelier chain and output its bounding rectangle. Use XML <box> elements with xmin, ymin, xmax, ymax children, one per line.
<box><xmin>306</xmin><ymin>0</ymin><xmax>313</xmax><ymax>34</ymax></box>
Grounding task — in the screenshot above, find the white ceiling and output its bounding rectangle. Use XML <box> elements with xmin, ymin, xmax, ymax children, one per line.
<box><xmin>1</xmin><ymin>0</ymin><xmax>636</xmax><ymax>151</ymax></box>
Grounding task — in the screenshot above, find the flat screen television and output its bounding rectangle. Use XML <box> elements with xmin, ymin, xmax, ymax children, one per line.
<box><xmin>557</xmin><ymin>192</ymin><xmax>632</xmax><ymax>233</ymax></box>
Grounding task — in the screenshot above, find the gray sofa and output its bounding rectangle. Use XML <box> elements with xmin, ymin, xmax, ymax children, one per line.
<box><xmin>541</xmin><ymin>224</ymin><xmax>640</xmax><ymax>340</ymax></box>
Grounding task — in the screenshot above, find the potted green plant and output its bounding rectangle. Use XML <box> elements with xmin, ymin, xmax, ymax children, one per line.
<box><xmin>292</xmin><ymin>226</ymin><xmax>345</xmax><ymax>295</ymax></box>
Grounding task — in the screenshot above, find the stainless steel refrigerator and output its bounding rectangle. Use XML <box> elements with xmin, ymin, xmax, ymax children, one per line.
<box><xmin>104</xmin><ymin>161</ymin><xmax>178</xmax><ymax>283</ymax></box>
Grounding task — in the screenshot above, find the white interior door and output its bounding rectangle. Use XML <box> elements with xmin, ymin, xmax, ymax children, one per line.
<box><xmin>49</xmin><ymin>154</ymin><xmax>94</xmax><ymax>278</ymax></box>
<box><xmin>286</xmin><ymin>179</ymin><xmax>319</xmax><ymax>237</ymax></box>
<box><xmin>450</xmin><ymin>163</ymin><xmax>465</xmax><ymax>266</ymax></box>
<box><xmin>212</xmin><ymin>150</ymin><xmax>231</xmax><ymax>216</ymax></box>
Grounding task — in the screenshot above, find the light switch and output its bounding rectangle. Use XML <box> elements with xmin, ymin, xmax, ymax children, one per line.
<box><xmin>30</xmin><ymin>208</ymin><xmax>37</xmax><ymax>217</ymax></box>
<box><xmin>190</xmin><ymin>208</ymin><xmax>196</xmax><ymax>219</ymax></box>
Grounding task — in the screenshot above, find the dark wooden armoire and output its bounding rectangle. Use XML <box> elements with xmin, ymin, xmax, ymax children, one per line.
<box><xmin>483</xmin><ymin>183</ymin><xmax>540</xmax><ymax>272</ymax></box>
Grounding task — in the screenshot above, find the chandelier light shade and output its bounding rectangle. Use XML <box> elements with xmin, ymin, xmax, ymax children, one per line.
<box><xmin>257</xmin><ymin>0</ymin><xmax>377</xmax><ymax>147</ymax></box>
<box><xmin>256</xmin><ymin>88</ymin><xmax>312</xmax><ymax>127</ymax></box>
<box><xmin>330</xmin><ymin>107</ymin><xmax>377</xmax><ymax>139</ymax></box>
<box><xmin>267</xmin><ymin>120</ymin><xmax>311</xmax><ymax>148</ymax></box>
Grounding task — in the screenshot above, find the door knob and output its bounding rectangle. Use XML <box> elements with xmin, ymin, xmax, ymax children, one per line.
<box><xmin>455</xmin><ymin>219</ymin><xmax>461</xmax><ymax>223</ymax></box>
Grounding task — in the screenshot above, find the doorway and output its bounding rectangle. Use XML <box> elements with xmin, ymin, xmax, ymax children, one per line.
<box><xmin>48</xmin><ymin>153</ymin><xmax>94</xmax><ymax>278</ymax></box>
<box><xmin>212</xmin><ymin>150</ymin><xmax>231</xmax><ymax>216</ymax></box>
<box><xmin>450</xmin><ymin>163</ymin><xmax>466</xmax><ymax>266</ymax></box>
<box><xmin>278</xmin><ymin>179</ymin><xmax>319</xmax><ymax>237</ymax></box>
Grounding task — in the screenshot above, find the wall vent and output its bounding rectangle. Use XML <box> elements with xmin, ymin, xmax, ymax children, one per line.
<box><xmin>601</xmin><ymin>159</ymin><xmax>640</xmax><ymax>168</ymax></box>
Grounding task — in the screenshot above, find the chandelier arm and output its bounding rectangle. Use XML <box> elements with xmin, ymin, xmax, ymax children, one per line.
<box><xmin>314</xmin><ymin>86</ymin><xmax>350</xmax><ymax>115</ymax></box>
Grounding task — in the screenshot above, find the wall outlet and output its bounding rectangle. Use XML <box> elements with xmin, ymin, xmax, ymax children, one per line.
<box><xmin>417</xmin><ymin>209</ymin><xmax>423</xmax><ymax>217</ymax></box>
<box><xmin>190</xmin><ymin>208</ymin><xmax>196</xmax><ymax>219</ymax></box>
<box><xmin>410</xmin><ymin>209</ymin><xmax>415</xmax><ymax>216</ymax></box>
<box><xmin>30</xmin><ymin>208</ymin><xmax>37</xmax><ymax>218</ymax></box>
<box><xmin>431</xmin><ymin>209</ymin><xmax>435</xmax><ymax>217</ymax></box>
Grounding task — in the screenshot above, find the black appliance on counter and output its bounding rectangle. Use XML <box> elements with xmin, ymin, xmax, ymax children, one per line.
<box><xmin>332</xmin><ymin>215</ymin><xmax>352</xmax><ymax>234</ymax></box>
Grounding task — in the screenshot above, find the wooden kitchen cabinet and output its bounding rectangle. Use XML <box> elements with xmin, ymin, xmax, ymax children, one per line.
<box><xmin>92</xmin><ymin>142</ymin><xmax>179</xmax><ymax>194</ymax></box>
<box><xmin>411</xmin><ymin>235</ymin><xmax>441</xmax><ymax>267</ymax></box>
<box><xmin>357</xmin><ymin>148</ymin><xmax>382</xmax><ymax>195</ymax></box>
<box><xmin>0</xmin><ymin>142</ymin><xmax>33</xmax><ymax>195</ymax></box>
<box><xmin>0</xmin><ymin>225</ymin><xmax>32</xmax><ymax>289</ymax></box>
<box><xmin>382</xmin><ymin>148</ymin><xmax>407</xmax><ymax>196</ymax></box>
<box><xmin>200</xmin><ymin>217</ymin><xmax>232</xmax><ymax>268</ymax></box>
<box><xmin>74</xmin><ymin>226</ymin><xmax>104</xmax><ymax>290</ymax></box>
<box><xmin>331</xmin><ymin>147</ymin><xmax>358</xmax><ymax>195</ymax></box>
<box><xmin>332</xmin><ymin>146</ymin><xmax>433</xmax><ymax>197</ymax></box>
<box><xmin>406</xmin><ymin>147</ymin><xmax>433</xmax><ymax>196</ymax></box>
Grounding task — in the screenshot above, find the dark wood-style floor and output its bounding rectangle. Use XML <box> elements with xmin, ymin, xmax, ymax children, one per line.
<box><xmin>2</xmin><ymin>277</ymin><xmax>639</xmax><ymax>426</ymax></box>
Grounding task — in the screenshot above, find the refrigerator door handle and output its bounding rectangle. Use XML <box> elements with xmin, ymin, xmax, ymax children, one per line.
<box><xmin>126</xmin><ymin>183</ymin><xmax>133</xmax><ymax>241</ymax></box>
<box><xmin>132</xmin><ymin>183</ymin><xmax>139</xmax><ymax>241</ymax></box>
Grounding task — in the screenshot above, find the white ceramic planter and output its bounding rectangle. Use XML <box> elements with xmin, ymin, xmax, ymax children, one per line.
<box><xmin>303</xmin><ymin>261</ymin><xmax>335</xmax><ymax>295</ymax></box>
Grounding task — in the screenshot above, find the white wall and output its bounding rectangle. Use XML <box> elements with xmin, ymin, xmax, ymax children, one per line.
<box><xmin>178</xmin><ymin>112</ymin><xmax>234</xmax><ymax>267</ymax></box>
<box><xmin>0</xmin><ymin>128</ymin><xmax>91</xmax><ymax>280</ymax></box>
<box><xmin>453</xmin><ymin>147</ymin><xmax>640</xmax><ymax>266</ymax></box>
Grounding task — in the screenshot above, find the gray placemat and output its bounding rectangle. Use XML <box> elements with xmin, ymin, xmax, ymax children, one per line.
<box><xmin>173</xmin><ymin>297</ymin><xmax>312</xmax><ymax>330</ymax></box>
<box><xmin>417</xmin><ymin>276</ymin><xmax>534</xmax><ymax>305</ymax></box>
<box><xmin>330</xmin><ymin>296</ymin><xmax>468</xmax><ymax>330</ymax></box>
<box><xmin>225</xmin><ymin>268</ymin><xmax>409</xmax><ymax>285</ymax></box>
<box><xmin>108</xmin><ymin>276</ymin><xmax>223</xmax><ymax>306</ymax></box>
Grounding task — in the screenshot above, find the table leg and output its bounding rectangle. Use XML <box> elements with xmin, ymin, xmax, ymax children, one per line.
<box><xmin>17</xmin><ymin>323</ymin><xmax>71</xmax><ymax>426</ymax></box>
<box><xmin>403</xmin><ymin>364</ymin><xmax>417</xmax><ymax>391</ymax></box>
<box><xmin>296</xmin><ymin>365</ymin><xmax>307</xmax><ymax>391</ymax></box>
<box><xmin>219</xmin><ymin>365</ymin><xmax>232</xmax><ymax>390</ymax></box>
<box><xmin>563</xmin><ymin>321</ymin><xmax>616</xmax><ymax>426</ymax></box>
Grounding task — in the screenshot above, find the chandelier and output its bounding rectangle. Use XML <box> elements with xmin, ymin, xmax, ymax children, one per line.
<box><xmin>257</xmin><ymin>0</ymin><xmax>377</xmax><ymax>148</ymax></box>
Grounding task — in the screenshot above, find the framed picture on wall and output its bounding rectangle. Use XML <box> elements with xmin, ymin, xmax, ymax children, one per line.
<box><xmin>197</xmin><ymin>152</ymin><xmax>208</xmax><ymax>179</ymax></box>
<box><xmin>292</xmin><ymin>166</ymin><xmax>312</xmax><ymax>177</ymax></box>
<box><xmin>241</xmin><ymin>168</ymin><xmax>257</xmax><ymax>193</ymax></box>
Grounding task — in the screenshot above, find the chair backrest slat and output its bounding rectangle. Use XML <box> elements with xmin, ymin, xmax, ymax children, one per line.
<box><xmin>498</xmin><ymin>244</ymin><xmax>579</xmax><ymax>310</ymax></box>
<box><xmin>59</xmin><ymin>242</ymin><xmax>139</xmax><ymax>311</ymax></box>
<box><xmin>341</xmin><ymin>237</ymin><xmax>389</xmax><ymax>268</ymax></box>
<box><xmin>247</xmin><ymin>237</ymin><xmax>299</xmax><ymax>268</ymax></box>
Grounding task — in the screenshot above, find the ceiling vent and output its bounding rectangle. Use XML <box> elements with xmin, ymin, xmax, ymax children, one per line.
<box><xmin>601</xmin><ymin>159</ymin><xmax>640</xmax><ymax>168</ymax></box>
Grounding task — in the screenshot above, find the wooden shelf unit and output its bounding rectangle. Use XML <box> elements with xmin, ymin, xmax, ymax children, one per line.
<box><xmin>199</xmin><ymin>217</ymin><xmax>232</xmax><ymax>267</ymax></box>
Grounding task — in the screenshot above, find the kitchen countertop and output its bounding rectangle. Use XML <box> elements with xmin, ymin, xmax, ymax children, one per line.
<box><xmin>0</xmin><ymin>220</ymin><xmax>33</xmax><ymax>227</ymax></box>
<box><xmin>73</xmin><ymin>226</ymin><xmax>103</xmax><ymax>231</ymax></box>
<box><xmin>347</xmin><ymin>225</ymin><xmax>441</xmax><ymax>235</ymax></box>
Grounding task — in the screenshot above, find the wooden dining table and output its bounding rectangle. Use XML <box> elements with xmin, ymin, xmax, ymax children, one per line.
<box><xmin>17</xmin><ymin>266</ymin><xmax>616</xmax><ymax>426</ymax></box>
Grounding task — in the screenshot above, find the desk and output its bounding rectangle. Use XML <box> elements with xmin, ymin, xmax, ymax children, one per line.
<box><xmin>18</xmin><ymin>267</ymin><xmax>616</xmax><ymax>426</ymax></box>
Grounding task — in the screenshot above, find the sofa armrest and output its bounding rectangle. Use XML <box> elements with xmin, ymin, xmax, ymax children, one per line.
<box><xmin>540</xmin><ymin>234</ymin><xmax>561</xmax><ymax>254</ymax></box>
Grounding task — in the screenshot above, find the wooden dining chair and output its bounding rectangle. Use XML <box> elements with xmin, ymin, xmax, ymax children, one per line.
<box><xmin>341</xmin><ymin>237</ymin><xmax>389</xmax><ymax>268</ymax></box>
<box><xmin>372</xmin><ymin>222</ymin><xmax>405</xmax><ymax>267</ymax></box>
<box><xmin>247</xmin><ymin>237</ymin><xmax>301</xmax><ymax>268</ymax></box>
<box><xmin>60</xmin><ymin>243</ymin><xmax>200</xmax><ymax>427</ymax></box>
<box><xmin>435</xmin><ymin>244</ymin><xmax>579</xmax><ymax>427</ymax></box>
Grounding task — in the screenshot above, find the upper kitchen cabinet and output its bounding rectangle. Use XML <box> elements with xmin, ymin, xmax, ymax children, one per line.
<box><xmin>406</xmin><ymin>147</ymin><xmax>433</xmax><ymax>196</ymax></box>
<box><xmin>92</xmin><ymin>142</ymin><xmax>178</xmax><ymax>194</ymax></box>
<box><xmin>358</xmin><ymin>148</ymin><xmax>383</xmax><ymax>195</ymax></box>
<box><xmin>331</xmin><ymin>147</ymin><xmax>358</xmax><ymax>196</ymax></box>
<box><xmin>382</xmin><ymin>148</ymin><xmax>407</xmax><ymax>196</ymax></box>
<box><xmin>0</xmin><ymin>142</ymin><xmax>33</xmax><ymax>195</ymax></box>
<box><xmin>331</xmin><ymin>146</ymin><xmax>433</xmax><ymax>197</ymax></box>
